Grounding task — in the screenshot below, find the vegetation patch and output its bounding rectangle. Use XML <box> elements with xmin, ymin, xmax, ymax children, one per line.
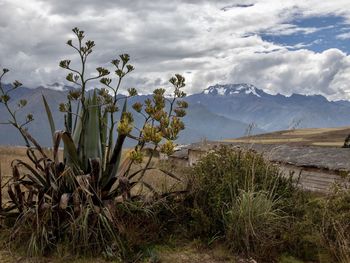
<box><xmin>0</xmin><ymin>27</ymin><xmax>188</xmax><ymax>262</ymax></box>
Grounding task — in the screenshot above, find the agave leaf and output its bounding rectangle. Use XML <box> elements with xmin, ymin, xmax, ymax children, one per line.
<box><xmin>62</xmin><ymin>131</ymin><xmax>81</xmax><ymax>170</ymax></box>
<box><xmin>7</xmin><ymin>185</ymin><xmax>19</xmax><ymax>209</ymax></box>
<box><xmin>64</xmin><ymin>103</ymin><xmax>81</xmax><ymax>165</ymax></box>
<box><xmin>42</xmin><ymin>95</ymin><xmax>56</xmax><ymax>146</ymax></box>
<box><xmin>43</xmin><ymin>161</ymin><xmax>58</xmax><ymax>192</ymax></box>
<box><xmin>26</xmin><ymin>174</ymin><xmax>44</xmax><ymax>188</ymax></box>
<box><xmin>53</xmin><ymin>131</ymin><xmax>62</xmax><ymax>164</ymax></box>
<box><xmin>68</xmin><ymin>100</ymin><xmax>82</xmax><ymax>164</ymax></box>
<box><xmin>72</xmin><ymin>103</ymin><xmax>83</xmax><ymax>147</ymax></box>
<box><xmin>12</xmin><ymin>165</ymin><xmax>24</xmax><ymax>211</ymax></box>
<box><xmin>102</xmin><ymin>99</ymin><xmax>128</xmax><ymax>191</ymax></box>
<box><xmin>67</xmin><ymin>100</ymin><xmax>73</xmax><ymax>133</ymax></box>
<box><xmin>26</xmin><ymin>148</ymin><xmax>44</xmax><ymax>172</ymax></box>
<box><xmin>73</xmin><ymin>101</ymin><xmax>80</xmax><ymax>132</ymax></box>
<box><xmin>106</xmin><ymin>124</ymin><xmax>114</xmax><ymax>164</ymax></box>
<box><xmin>100</xmin><ymin>109</ymin><xmax>108</xmax><ymax>168</ymax></box>
<box><xmin>77</xmin><ymin>100</ymin><xmax>88</xmax><ymax>169</ymax></box>
<box><xmin>82</xmin><ymin>90</ymin><xmax>102</xmax><ymax>168</ymax></box>
<box><xmin>26</xmin><ymin>188</ymin><xmax>34</xmax><ymax>205</ymax></box>
<box><xmin>12</xmin><ymin>160</ymin><xmax>47</xmax><ymax>187</ymax></box>
<box><xmin>89</xmin><ymin>158</ymin><xmax>101</xmax><ymax>188</ymax></box>
<box><xmin>21</xmin><ymin>129</ymin><xmax>47</xmax><ymax>158</ymax></box>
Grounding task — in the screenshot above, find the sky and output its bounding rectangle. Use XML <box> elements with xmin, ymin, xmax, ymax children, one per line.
<box><xmin>2</xmin><ymin>0</ymin><xmax>350</xmax><ymax>100</ymax></box>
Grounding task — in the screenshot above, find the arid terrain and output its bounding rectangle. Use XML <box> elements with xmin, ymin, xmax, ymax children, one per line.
<box><xmin>225</xmin><ymin>126</ymin><xmax>350</xmax><ymax>147</ymax></box>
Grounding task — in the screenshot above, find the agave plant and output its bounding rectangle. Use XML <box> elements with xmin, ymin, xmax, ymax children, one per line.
<box><xmin>0</xmin><ymin>27</ymin><xmax>188</xmax><ymax>258</ymax></box>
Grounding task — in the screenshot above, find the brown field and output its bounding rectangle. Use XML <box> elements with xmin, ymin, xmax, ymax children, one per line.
<box><xmin>0</xmin><ymin>146</ymin><xmax>185</xmax><ymax>203</ymax></box>
<box><xmin>224</xmin><ymin>126</ymin><xmax>350</xmax><ymax>147</ymax></box>
<box><xmin>0</xmin><ymin>146</ymin><xmax>30</xmax><ymax>177</ymax></box>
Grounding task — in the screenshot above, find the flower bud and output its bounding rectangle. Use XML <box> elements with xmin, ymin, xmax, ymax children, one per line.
<box><xmin>160</xmin><ymin>140</ymin><xmax>175</xmax><ymax>155</ymax></box>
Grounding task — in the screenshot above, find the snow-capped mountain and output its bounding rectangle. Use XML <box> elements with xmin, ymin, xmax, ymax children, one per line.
<box><xmin>2</xmin><ymin>82</ymin><xmax>350</xmax><ymax>146</ymax></box>
<box><xmin>188</xmin><ymin>83</ymin><xmax>350</xmax><ymax>131</ymax></box>
<box><xmin>203</xmin><ymin>83</ymin><xmax>263</xmax><ymax>97</ymax></box>
<box><xmin>47</xmin><ymin>82</ymin><xmax>74</xmax><ymax>91</ymax></box>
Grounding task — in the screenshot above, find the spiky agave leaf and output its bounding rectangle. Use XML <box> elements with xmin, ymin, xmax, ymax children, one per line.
<box><xmin>99</xmin><ymin>106</ymin><xmax>108</xmax><ymax>169</ymax></box>
<box><xmin>53</xmin><ymin>131</ymin><xmax>62</xmax><ymax>164</ymax></box>
<box><xmin>72</xmin><ymin>103</ymin><xmax>83</xmax><ymax>148</ymax></box>
<box><xmin>42</xmin><ymin>95</ymin><xmax>56</xmax><ymax>146</ymax></box>
<box><xmin>67</xmin><ymin>100</ymin><xmax>73</xmax><ymax>133</ymax></box>
<box><xmin>82</xmin><ymin>90</ymin><xmax>102</xmax><ymax>169</ymax></box>
<box><xmin>61</xmin><ymin>131</ymin><xmax>82</xmax><ymax>172</ymax></box>
<box><xmin>101</xmin><ymin>99</ymin><xmax>128</xmax><ymax>191</ymax></box>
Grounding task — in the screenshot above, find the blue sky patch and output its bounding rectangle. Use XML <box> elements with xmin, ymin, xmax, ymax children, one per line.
<box><xmin>261</xmin><ymin>15</ymin><xmax>350</xmax><ymax>53</ymax></box>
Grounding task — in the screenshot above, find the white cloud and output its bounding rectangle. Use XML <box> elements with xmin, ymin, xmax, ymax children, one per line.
<box><xmin>226</xmin><ymin>48</ymin><xmax>350</xmax><ymax>100</ymax></box>
<box><xmin>336</xmin><ymin>32</ymin><xmax>350</xmax><ymax>39</ymax></box>
<box><xmin>1</xmin><ymin>0</ymin><xmax>350</xmax><ymax>99</ymax></box>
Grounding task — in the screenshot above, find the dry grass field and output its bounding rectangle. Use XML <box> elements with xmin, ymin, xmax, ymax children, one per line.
<box><xmin>0</xmin><ymin>146</ymin><xmax>30</xmax><ymax>177</ymax></box>
<box><xmin>224</xmin><ymin>126</ymin><xmax>350</xmax><ymax>147</ymax></box>
<box><xmin>0</xmin><ymin>146</ymin><xmax>185</xmax><ymax>205</ymax></box>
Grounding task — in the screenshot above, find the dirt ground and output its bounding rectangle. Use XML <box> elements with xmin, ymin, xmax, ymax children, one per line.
<box><xmin>0</xmin><ymin>243</ymin><xmax>239</xmax><ymax>263</ymax></box>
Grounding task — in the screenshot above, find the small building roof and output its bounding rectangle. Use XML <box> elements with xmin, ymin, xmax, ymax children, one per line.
<box><xmin>169</xmin><ymin>148</ymin><xmax>188</xmax><ymax>160</ymax></box>
<box><xmin>187</xmin><ymin>141</ymin><xmax>350</xmax><ymax>172</ymax></box>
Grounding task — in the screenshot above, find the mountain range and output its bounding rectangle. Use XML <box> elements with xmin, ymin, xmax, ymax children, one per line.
<box><xmin>1</xmin><ymin>83</ymin><xmax>350</xmax><ymax>146</ymax></box>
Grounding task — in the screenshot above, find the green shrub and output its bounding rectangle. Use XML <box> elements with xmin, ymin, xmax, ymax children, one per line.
<box><xmin>187</xmin><ymin>145</ymin><xmax>295</xmax><ymax>238</ymax></box>
<box><xmin>281</xmin><ymin>192</ymin><xmax>325</xmax><ymax>261</ymax></box>
<box><xmin>320</xmin><ymin>187</ymin><xmax>350</xmax><ymax>263</ymax></box>
<box><xmin>282</xmin><ymin>186</ymin><xmax>350</xmax><ymax>263</ymax></box>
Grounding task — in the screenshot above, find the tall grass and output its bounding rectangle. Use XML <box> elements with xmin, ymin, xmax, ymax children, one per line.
<box><xmin>320</xmin><ymin>187</ymin><xmax>350</xmax><ymax>263</ymax></box>
<box><xmin>224</xmin><ymin>190</ymin><xmax>285</xmax><ymax>259</ymax></box>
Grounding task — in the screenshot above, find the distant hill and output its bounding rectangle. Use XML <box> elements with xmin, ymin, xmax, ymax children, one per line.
<box><xmin>2</xmin><ymin>83</ymin><xmax>350</xmax><ymax>146</ymax></box>
<box><xmin>179</xmin><ymin>103</ymin><xmax>261</xmax><ymax>143</ymax></box>
<box><xmin>187</xmin><ymin>83</ymin><xmax>350</xmax><ymax>131</ymax></box>
<box><xmin>0</xmin><ymin>86</ymin><xmax>67</xmax><ymax>145</ymax></box>
<box><xmin>225</xmin><ymin>126</ymin><xmax>350</xmax><ymax>147</ymax></box>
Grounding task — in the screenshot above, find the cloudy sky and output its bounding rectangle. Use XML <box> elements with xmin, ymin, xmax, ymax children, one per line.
<box><xmin>2</xmin><ymin>0</ymin><xmax>350</xmax><ymax>100</ymax></box>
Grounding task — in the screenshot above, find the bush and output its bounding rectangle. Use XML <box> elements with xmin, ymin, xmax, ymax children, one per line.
<box><xmin>187</xmin><ymin>145</ymin><xmax>295</xmax><ymax>239</ymax></box>
<box><xmin>281</xmin><ymin>192</ymin><xmax>325</xmax><ymax>261</ymax></box>
<box><xmin>320</xmin><ymin>187</ymin><xmax>350</xmax><ymax>263</ymax></box>
<box><xmin>281</xmin><ymin>186</ymin><xmax>350</xmax><ymax>263</ymax></box>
